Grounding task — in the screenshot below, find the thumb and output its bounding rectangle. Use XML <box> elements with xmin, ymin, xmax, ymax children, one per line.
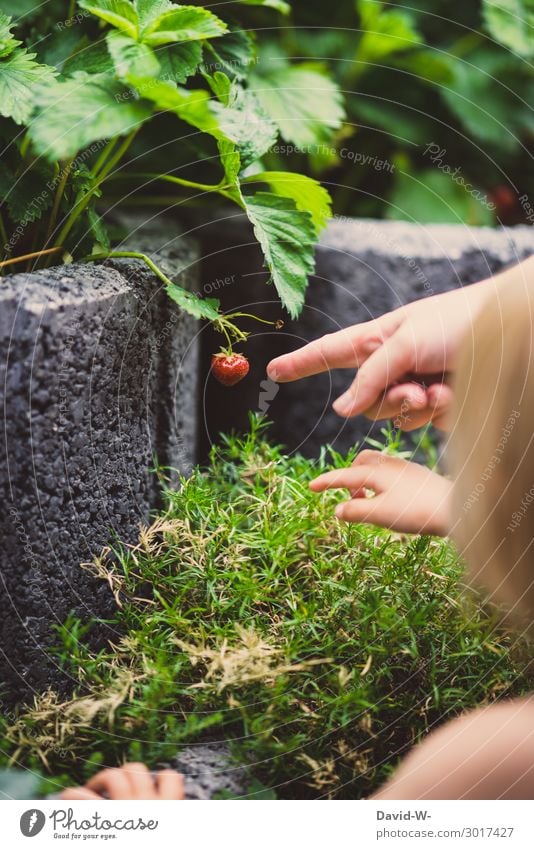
<box><xmin>333</xmin><ymin>333</ymin><xmax>413</xmax><ymax>418</ymax></box>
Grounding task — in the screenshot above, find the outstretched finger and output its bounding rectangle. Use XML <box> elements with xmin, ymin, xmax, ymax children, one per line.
<box><xmin>267</xmin><ymin>315</ymin><xmax>401</xmax><ymax>383</ymax></box>
<box><xmin>310</xmin><ymin>465</ymin><xmax>380</xmax><ymax>494</ymax></box>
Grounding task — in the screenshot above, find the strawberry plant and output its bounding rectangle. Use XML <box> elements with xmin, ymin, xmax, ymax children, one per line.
<box><xmin>0</xmin><ymin>1</ymin><xmax>343</xmax><ymax>336</ymax></box>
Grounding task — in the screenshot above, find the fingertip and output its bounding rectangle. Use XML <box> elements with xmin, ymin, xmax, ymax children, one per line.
<box><xmin>266</xmin><ymin>360</ymin><xmax>280</xmax><ymax>381</ymax></box>
<box><xmin>333</xmin><ymin>393</ymin><xmax>355</xmax><ymax>417</ymax></box>
<box><xmin>335</xmin><ymin>503</ymin><xmax>346</xmax><ymax>520</ymax></box>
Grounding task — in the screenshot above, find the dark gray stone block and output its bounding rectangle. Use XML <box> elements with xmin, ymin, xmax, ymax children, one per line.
<box><xmin>198</xmin><ymin>214</ymin><xmax>534</xmax><ymax>459</ymax></box>
<box><xmin>0</xmin><ymin>219</ymin><xmax>200</xmax><ymax>701</ymax></box>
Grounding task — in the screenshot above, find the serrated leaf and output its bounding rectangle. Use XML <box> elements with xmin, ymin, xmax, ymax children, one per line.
<box><xmin>0</xmin><ymin>50</ymin><xmax>55</xmax><ymax>125</ymax></box>
<box><xmin>243</xmin><ymin>192</ymin><xmax>316</xmax><ymax>318</ymax></box>
<box><xmin>166</xmin><ymin>283</ymin><xmax>221</xmax><ymax>320</ymax></box>
<box><xmin>62</xmin><ymin>39</ymin><xmax>115</xmax><ymax>76</ymax></box>
<box><xmin>156</xmin><ymin>41</ymin><xmax>202</xmax><ymax>83</ymax></box>
<box><xmin>250</xmin><ymin>64</ymin><xmax>344</xmax><ymax>147</ymax></box>
<box><xmin>79</xmin><ymin>0</ymin><xmax>139</xmax><ymax>39</ymax></box>
<box><xmin>0</xmin><ymin>158</ymin><xmax>55</xmax><ymax>223</ymax></box>
<box><xmin>483</xmin><ymin>0</ymin><xmax>534</xmax><ymax>58</ymax></box>
<box><xmin>217</xmin><ymin>138</ymin><xmax>242</xmax><ymax>198</ymax></box>
<box><xmin>205</xmin><ymin>70</ymin><xmax>233</xmax><ymax>104</ymax></box>
<box><xmin>28</xmin><ymin>74</ymin><xmax>152</xmax><ymax>161</ymax></box>
<box><xmin>213</xmin><ymin>83</ymin><xmax>278</xmax><ymax>167</ymax></box>
<box><xmin>141</xmin><ymin>6</ymin><xmax>227</xmax><ymax>47</ymax></box>
<box><xmin>237</xmin><ymin>0</ymin><xmax>291</xmax><ymax>13</ymax></box>
<box><xmin>107</xmin><ymin>30</ymin><xmax>160</xmax><ymax>78</ymax></box>
<box><xmin>242</xmin><ymin>171</ymin><xmax>331</xmax><ymax>233</ymax></box>
<box><xmin>127</xmin><ymin>75</ymin><xmax>227</xmax><ymax>140</ymax></box>
<box><xmin>135</xmin><ymin>0</ymin><xmax>173</xmax><ymax>29</ymax></box>
<box><xmin>87</xmin><ymin>208</ymin><xmax>111</xmax><ymax>251</ymax></box>
<box><xmin>0</xmin><ymin>12</ymin><xmax>21</xmax><ymax>59</ymax></box>
<box><xmin>203</xmin><ymin>29</ymin><xmax>255</xmax><ymax>81</ymax></box>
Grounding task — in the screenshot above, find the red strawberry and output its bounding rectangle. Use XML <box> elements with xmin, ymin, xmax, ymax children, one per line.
<box><xmin>211</xmin><ymin>351</ymin><xmax>250</xmax><ymax>387</ymax></box>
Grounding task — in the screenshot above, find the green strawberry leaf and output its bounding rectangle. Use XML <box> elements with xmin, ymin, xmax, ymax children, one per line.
<box><xmin>78</xmin><ymin>0</ymin><xmax>139</xmax><ymax>39</ymax></box>
<box><xmin>28</xmin><ymin>73</ymin><xmax>152</xmax><ymax>161</ymax></box>
<box><xmin>156</xmin><ymin>41</ymin><xmax>202</xmax><ymax>83</ymax></box>
<box><xmin>140</xmin><ymin>6</ymin><xmax>228</xmax><ymax>47</ymax></box>
<box><xmin>250</xmin><ymin>63</ymin><xmax>344</xmax><ymax>147</ymax></box>
<box><xmin>127</xmin><ymin>75</ymin><xmax>227</xmax><ymax>140</ymax></box>
<box><xmin>0</xmin><ymin>12</ymin><xmax>21</xmax><ymax>59</ymax></box>
<box><xmin>482</xmin><ymin>0</ymin><xmax>534</xmax><ymax>58</ymax></box>
<box><xmin>135</xmin><ymin>0</ymin><xmax>173</xmax><ymax>29</ymax></box>
<box><xmin>212</xmin><ymin>82</ymin><xmax>278</xmax><ymax>167</ymax></box>
<box><xmin>166</xmin><ymin>283</ymin><xmax>221</xmax><ymax>320</ymax></box>
<box><xmin>237</xmin><ymin>0</ymin><xmax>291</xmax><ymax>13</ymax></box>
<box><xmin>202</xmin><ymin>28</ymin><xmax>255</xmax><ymax>81</ymax></box>
<box><xmin>241</xmin><ymin>171</ymin><xmax>331</xmax><ymax>234</ymax></box>
<box><xmin>62</xmin><ymin>40</ymin><xmax>115</xmax><ymax>76</ymax></box>
<box><xmin>218</xmin><ymin>138</ymin><xmax>242</xmax><ymax>187</ymax></box>
<box><xmin>0</xmin><ymin>158</ymin><xmax>55</xmax><ymax>223</ymax></box>
<box><xmin>243</xmin><ymin>191</ymin><xmax>316</xmax><ymax>318</ymax></box>
<box><xmin>107</xmin><ymin>30</ymin><xmax>160</xmax><ymax>78</ymax></box>
<box><xmin>86</xmin><ymin>207</ymin><xmax>111</xmax><ymax>251</ymax></box>
<box><xmin>0</xmin><ymin>50</ymin><xmax>55</xmax><ymax>125</ymax></box>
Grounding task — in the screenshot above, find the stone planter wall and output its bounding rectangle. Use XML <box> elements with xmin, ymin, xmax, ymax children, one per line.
<box><xmin>0</xmin><ymin>220</ymin><xmax>200</xmax><ymax>699</ymax></box>
<box><xmin>198</xmin><ymin>215</ymin><xmax>534</xmax><ymax>459</ymax></box>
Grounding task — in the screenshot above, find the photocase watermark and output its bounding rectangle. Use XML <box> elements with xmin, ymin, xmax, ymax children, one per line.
<box><xmin>339</xmin><ymin>148</ymin><xmax>394</xmax><ymax>173</ymax></box>
<box><xmin>270</xmin><ymin>143</ymin><xmax>395</xmax><ymax>173</ymax></box>
<box><xmin>56</xmin><ymin>11</ymin><xmax>91</xmax><ymax>30</ymax></box>
<box><xmin>507</xmin><ymin>483</ymin><xmax>534</xmax><ymax>533</ymax></box>
<box><xmin>257</xmin><ymin>377</ymin><xmax>279</xmax><ymax>416</ymax></box>
<box><xmin>9</xmin><ymin>505</ymin><xmax>38</xmax><ymax>569</ymax></box>
<box><xmin>201</xmin><ymin>273</ymin><xmax>235</xmax><ymax>297</ymax></box>
<box><xmin>462</xmin><ymin>410</ymin><xmax>520</xmax><ymax>513</ymax></box>
<box><xmin>518</xmin><ymin>193</ymin><xmax>534</xmax><ymax>225</ymax></box>
<box><xmin>20</xmin><ymin>808</ymin><xmax>159</xmax><ymax>839</ymax></box>
<box><xmin>423</xmin><ymin>143</ymin><xmax>496</xmax><ymax>213</ymax></box>
<box><xmin>333</xmin><ymin>215</ymin><xmax>434</xmax><ymax>295</ymax></box>
<box><xmin>200</xmin><ymin>55</ymin><xmax>259</xmax><ymax>75</ymax></box>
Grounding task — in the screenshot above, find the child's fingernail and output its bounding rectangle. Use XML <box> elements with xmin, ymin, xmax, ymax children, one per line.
<box><xmin>267</xmin><ymin>363</ymin><xmax>279</xmax><ymax>380</ymax></box>
<box><xmin>333</xmin><ymin>392</ymin><xmax>353</xmax><ymax>416</ymax></box>
<box><xmin>335</xmin><ymin>504</ymin><xmax>345</xmax><ymax>519</ymax></box>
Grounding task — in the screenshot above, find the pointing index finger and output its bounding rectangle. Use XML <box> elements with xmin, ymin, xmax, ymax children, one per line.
<box><xmin>267</xmin><ymin>324</ymin><xmax>385</xmax><ymax>383</ymax></box>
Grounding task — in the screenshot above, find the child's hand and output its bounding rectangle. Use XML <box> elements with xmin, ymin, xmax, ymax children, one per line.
<box><xmin>60</xmin><ymin>762</ymin><xmax>185</xmax><ymax>800</ymax></box>
<box><xmin>310</xmin><ymin>450</ymin><xmax>451</xmax><ymax>536</ymax></box>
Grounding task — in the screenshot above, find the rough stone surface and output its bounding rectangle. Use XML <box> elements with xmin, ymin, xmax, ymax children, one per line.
<box><xmin>198</xmin><ymin>214</ymin><xmax>534</xmax><ymax>459</ymax></box>
<box><xmin>0</xmin><ymin>218</ymin><xmax>200</xmax><ymax>701</ymax></box>
<box><xmin>161</xmin><ymin>744</ymin><xmax>250</xmax><ymax>800</ymax></box>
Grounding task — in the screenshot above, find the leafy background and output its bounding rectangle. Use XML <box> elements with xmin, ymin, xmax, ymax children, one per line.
<box><xmin>252</xmin><ymin>0</ymin><xmax>534</xmax><ymax>226</ymax></box>
<box><xmin>0</xmin><ymin>0</ymin><xmax>532</xmax><ymax>326</ymax></box>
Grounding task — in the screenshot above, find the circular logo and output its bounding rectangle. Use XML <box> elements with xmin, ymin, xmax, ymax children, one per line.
<box><xmin>20</xmin><ymin>809</ymin><xmax>46</xmax><ymax>837</ymax></box>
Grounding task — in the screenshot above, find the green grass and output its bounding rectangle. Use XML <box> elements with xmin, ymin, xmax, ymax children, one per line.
<box><xmin>1</xmin><ymin>415</ymin><xmax>532</xmax><ymax>798</ymax></box>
